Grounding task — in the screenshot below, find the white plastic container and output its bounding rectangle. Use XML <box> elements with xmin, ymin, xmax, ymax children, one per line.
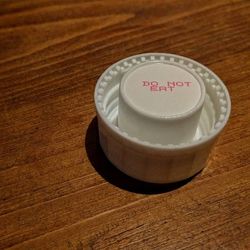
<box><xmin>119</xmin><ymin>61</ymin><xmax>206</xmax><ymax>145</ymax></box>
<box><xmin>94</xmin><ymin>53</ymin><xmax>231</xmax><ymax>183</ymax></box>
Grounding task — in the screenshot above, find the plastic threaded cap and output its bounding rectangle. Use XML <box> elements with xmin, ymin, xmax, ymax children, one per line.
<box><xmin>94</xmin><ymin>53</ymin><xmax>231</xmax><ymax>183</ymax></box>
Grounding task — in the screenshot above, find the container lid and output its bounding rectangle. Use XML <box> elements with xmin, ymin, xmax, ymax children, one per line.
<box><xmin>120</xmin><ymin>62</ymin><xmax>205</xmax><ymax>120</ymax></box>
<box><xmin>94</xmin><ymin>53</ymin><xmax>231</xmax><ymax>183</ymax></box>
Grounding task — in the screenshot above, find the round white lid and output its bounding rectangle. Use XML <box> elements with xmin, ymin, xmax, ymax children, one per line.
<box><xmin>120</xmin><ymin>62</ymin><xmax>205</xmax><ymax>119</ymax></box>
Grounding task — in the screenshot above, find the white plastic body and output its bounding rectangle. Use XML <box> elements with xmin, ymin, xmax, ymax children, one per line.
<box><xmin>118</xmin><ymin>62</ymin><xmax>206</xmax><ymax>144</ymax></box>
<box><xmin>94</xmin><ymin>53</ymin><xmax>231</xmax><ymax>183</ymax></box>
<box><xmin>98</xmin><ymin>116</ymin><xmax>216</xmax><ymax>183</ymax></box>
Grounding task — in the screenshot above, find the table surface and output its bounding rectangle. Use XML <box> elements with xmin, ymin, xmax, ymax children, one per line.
<box><xmin>0</xmin><ymin>0</ymin><xmax>249</xmax><ymax>249</ymax></box>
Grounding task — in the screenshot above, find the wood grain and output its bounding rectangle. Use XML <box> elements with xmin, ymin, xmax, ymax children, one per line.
<box><xmin>0</xmin><ymin>0</ymin><xmax>249</xmax><ymax>249</ymax></box>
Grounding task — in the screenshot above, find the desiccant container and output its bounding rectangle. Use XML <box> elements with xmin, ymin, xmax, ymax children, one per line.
<box><xmin>94</xmin><ymin>53</ymin><xmax>231</xmax><ymax>183</ymax></box>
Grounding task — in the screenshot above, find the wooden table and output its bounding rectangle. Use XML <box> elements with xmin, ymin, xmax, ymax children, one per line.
<box><xmin>0</xmin><ymin>0</ymin><xmax>249</xmax><ymax>249</ymax></box>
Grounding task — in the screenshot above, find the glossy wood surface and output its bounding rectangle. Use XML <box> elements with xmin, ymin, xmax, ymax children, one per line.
<box><xmin>0</xmin><ymin>0</ymin><xmax>249</xmax><ymax>249</ymax></box>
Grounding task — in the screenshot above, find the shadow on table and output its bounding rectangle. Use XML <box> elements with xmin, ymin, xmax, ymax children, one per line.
<box><xmin>85</xmin><ymin>116</ymin><xmax>197</xmax><ymax>194</ymax></box>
